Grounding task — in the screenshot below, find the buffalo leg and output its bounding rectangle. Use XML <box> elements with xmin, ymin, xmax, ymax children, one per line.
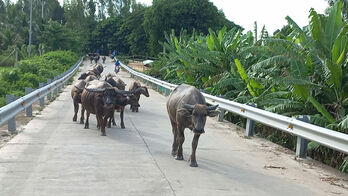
<box><xmin>176</xmin><ymin>126</ymin><xmax>185</xmax><ymax>160</ymax></box>
<box><xmin>190</xmin><ymin>134</ymin><xmax>201</xmax><ymax>167</ymax></box>
<box><xmin>97</xmin><ymin>115</ymin><xmax>106</xmax><ymax>136</ymax></box>
<box><xmin>120</xmin><ymin>108</ymin><xmax>125</xmax><ymax>129</ymax></box>
<box><xmin>96</xmin><ymin>115</ymin><xmax>100</xmax><ymax>128</ymax></box>
<box><xmin>72</xmin><ymin>99</ymin><xmax>79</xmax><ymax>122</ymax></box>
<box><xmin>111</xmin><ymin>109</ymin><xmax>116</xmax><ymax>126</ymax></box>
<box><xmin>80</xmin><ymin>106</ymin><xmax>85</xmax><ymax>124</ymax></box>
<box><xmin>135</xmin><ymin>107</ymin><xmax>139</xmax><ymax>112</ymax></box>
<box><xmin>84</xmin><ymin>111</ymin><xmax>90</xmax><ymax>129</ymax></box>
<box><xmin>107</xmin><ymin>111</ymin><xmax>115</xmax><ymax>128</ymax></box>
<box><xmin>170</xmin><ymin>120</ymin><xmax>178</xmax><ymax>157</ymax></box>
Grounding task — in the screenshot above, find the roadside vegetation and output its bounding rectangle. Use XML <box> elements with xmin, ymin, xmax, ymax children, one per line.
<box><xmin>0</xmin><ymin>51</ymin><xmax>78</xmax><ymax>107</ymax></box>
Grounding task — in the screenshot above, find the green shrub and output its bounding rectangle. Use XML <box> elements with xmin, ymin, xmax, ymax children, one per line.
<box><xmin>1</xmin><ymin>69</ymin><xmax>20</xmax><ymax>83</ymax></box>
<box><xmin>0</xmin><ymin>54</ymin><xmax>15</xmax><ymax>67</ymax></box>
<box><xmin>0</xmin><ymin>50</ymin><xmax>79</xmax><ymax>107</ymax></box>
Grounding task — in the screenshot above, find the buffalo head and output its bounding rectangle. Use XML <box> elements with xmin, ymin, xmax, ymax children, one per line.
<box><xmin>181</xmin><ymin>104</ymin><xmax>219</xmax><ymax>134</ymax></box>
<box><xmin>78</xmin><ymin>73</ymin><xmax>88</xmax><ymax>80</ymax></box>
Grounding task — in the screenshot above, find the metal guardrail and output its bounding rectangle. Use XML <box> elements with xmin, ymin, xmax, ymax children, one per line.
<box><xmin>120</xmin><ymin>62</ymin><xmax>348</xmax><ymax>156</ymax></box>
<box><xmin>0</xmin><ymin>58</ymin><xmax>83</xmax><ymax>129</ymax></box>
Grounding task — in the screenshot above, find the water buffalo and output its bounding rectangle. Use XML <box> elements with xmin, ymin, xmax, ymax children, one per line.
<box><xmin>94</xmin><ymin>55</ymin><xmax>100</xmax><ymax>64</ymax></box>
<box><xmin>166</xmin><ymin>84</ymin><xmax>219</xmax><ymax>167</ymax></box>
<box><xmin>81</xmin><ymin>80</ymin><xmax>133</xmax><ymax>136</ymax></box>
<box><xmin>105</xmin><ymin>73</ymin><xmax>126</xmax><ymax>90</ymax></box>
<box><xmin>78</xmin><ymin>64</ymin><xmax>104</xmax><ymax>80</ymax></box>
<box><xmin>104</xmin><ymin>74</ymin><xmax>140</xmax><ymax>128</ymax></box>
<box><xmin>71</xmin><ymin>75</ymin><xmax>97</xmax><ymax>123</ymax></box>
<box><xmin>128</xmin><ymin>81</ymin><xmax>149</xmax><ymax>112</ymax></box>
<box><xmin>106</xmin><ymin>91</ymin><xmax>140</xmax><ymax>129</ymax></box>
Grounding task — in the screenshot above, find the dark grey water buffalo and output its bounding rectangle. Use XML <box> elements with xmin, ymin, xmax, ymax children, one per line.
<box><xmin>128</xmin><ymin>81</ymin><xmax>149</xmax><ymax>112</ymax></box>
<box><xmin>166</xmin><ymin>84</ymin><xmax>219</xmax><ymax>167</ymax></box>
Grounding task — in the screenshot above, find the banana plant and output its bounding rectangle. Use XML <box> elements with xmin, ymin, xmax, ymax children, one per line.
<box><xmin>253</xmin><ymin>1</ymin><xmax>347</xmax><ymax>130</ymax></box>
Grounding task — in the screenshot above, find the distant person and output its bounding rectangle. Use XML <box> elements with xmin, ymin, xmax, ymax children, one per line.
<box><xmin>102</xmin><ymin>56</ymin><xmax>106</xmax><ymax>63</ymax></box>
<box><xmin>115</xmin><ymin>60</ymin><xmax>120</xmax><ymax>74</ymax></box>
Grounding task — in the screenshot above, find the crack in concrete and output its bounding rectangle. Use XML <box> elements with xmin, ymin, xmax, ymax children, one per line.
<box><xmin>128</xmin><ymin>117</ymin><xmax>176</xmax><ymax>196</ymax></box>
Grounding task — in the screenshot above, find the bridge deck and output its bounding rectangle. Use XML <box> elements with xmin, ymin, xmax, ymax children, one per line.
<box><xmin>0</xmin><ymin>59</ymin><xmax>347</xmax><ymax>195</ymax></box>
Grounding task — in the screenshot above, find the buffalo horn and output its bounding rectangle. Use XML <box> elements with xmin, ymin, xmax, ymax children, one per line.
<box><xmin>85</xmin><ymin>88</ymin><xmax>105</xmax><ymax>93</ymax></box>
<box><xmin>206</xmin><ymin>104</ymin><xmax>219</xmax><ymax>111</ymax></box>
<box><xmin>183</xmin><ymin>104</ymin><xmax>194</xmax><ymax>110</ymax></box>
<box><xmin>115</xmin><ymin>89</ymin><xmax>133</xmax><ymax>95</ymax></box>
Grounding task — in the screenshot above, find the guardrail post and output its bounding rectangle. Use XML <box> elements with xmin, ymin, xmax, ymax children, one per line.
<box><xmin>54</xmin><ymin>76</ymin><xmax>58</xmax><ymax>96</ymax></box>
<box><xmin>6</xmin><ymin>95</ymin><xmax>16</xmax><ymax>132</ymax></box>
<box><xmin>25</xmin><ymin>87</ymin><xmax>33</xmax><ymax>117</ymax></box>
<box><xmin>47</xmin><ymin>79</ymin><xmax>52</xmax><ymax>100</ymax></box>
<box><xmin>39</xmin><ymin>83</ymin><xmax>44</xmax><ymax>107</ymax></box>
<box><xmin>296</xmin><ymin>115</ymin><xmax>309</xmax><ymax>158</ymax></box>
<box><xmin>218</xmin><ymin>109</ymin><xmax>225</xmax><ymax>122</ymax></box>
<box><xmin>245</xmin><ymin>103</ymin><xmax>257</xmax><ymax>137</ymax></box>
<box><xmin>165</xmin><ymin>88</ymin><xmax>170</xmax><ymax>96</ymax></box>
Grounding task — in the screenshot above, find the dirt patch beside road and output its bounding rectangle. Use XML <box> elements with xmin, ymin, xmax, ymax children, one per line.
<box><xmin>127</xmin><ymin>61</ymin><xmax>149</xmax><ymax>72</ymax></box>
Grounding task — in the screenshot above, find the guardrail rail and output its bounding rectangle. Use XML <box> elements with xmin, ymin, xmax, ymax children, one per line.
<box><xmin>0</xmin><ymin>58</ymin><xmax>83</xmax><ymax>131</ymax></box>
<box><xmin>120</xmin><ymin>62</ymin><xmax>348</xmax><ymax>158</ymax></box>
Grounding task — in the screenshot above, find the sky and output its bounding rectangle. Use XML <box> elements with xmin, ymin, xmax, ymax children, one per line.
<box><xmin>135</xmin><ymin>0</ymin><xmax>329</xmax><ymax>33</ymax></box>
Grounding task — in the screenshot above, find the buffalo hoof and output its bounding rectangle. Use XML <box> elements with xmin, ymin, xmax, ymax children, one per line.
<box><xmin>131</xmin><ymin>109</ymin><xmax>135</xmax><ymax>112</ymax></box>
<box><xmin>107</xmin><ymin>124</ymin><xmax>111</xmax><ymax>128</ymax></box>
<box><xmin>73</xmin><ymin>117</ymin><xmax>77</xmax><ymax>122</ymax></box>
<box><xmin>79</xmin><ymin>120</ymin><xmax>84</xmax><ymax>124</ymax></box>
<box><xmin>171</xmin><ymin>151</ymin><xmax>176</xmax><ymax>157</ymax></box>
<box><xmin>84</xmin><ymin>125</ymin><xmax>89</xmax><ymax>129</ymax></box>
<box><xmin>112</xmin><ymin>122</ymin><xmax>116</xmax><ymax>126</ymax></box>
<box><xmin>100</xmin><ymin>132</ymin><xmax>106</xmax><ymax>136</ymax></box>
<box><xmin>176</xmin><ymin>155</ymin><xmax>184</xmax><ymax>160</ymax></box>
<box><xmin>121</xmin><ymin>125</ymin><xmax>125</xmax><ymax>129</ymax></box>
<box><xmin>190</xmin><ymin>162</ymin><xmax>198</xmax><ymax>167</ymax></box>
<box><xmin>136</xmin><ymin>108</ymin><xmax>139</xmax><ymax>112</ymax></box>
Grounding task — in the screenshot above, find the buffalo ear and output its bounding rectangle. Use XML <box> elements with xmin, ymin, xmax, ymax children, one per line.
<box><xmin>207</xmin><ymin>110</ymin><xmax>220</xmax><ymax>117</ymax></box>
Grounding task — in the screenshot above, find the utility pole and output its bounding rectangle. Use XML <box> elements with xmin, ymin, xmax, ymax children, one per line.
<box><xmin>15</xmin><ymin>48</ymin><xmax>18</xmax><ymax>68</ymax></box>
<box><xmin>41</xmin><ymin>1</ymin><xmax>45</xmax><ymax>18</ymax></box>
<box><xmin>28</xmin><ymin>0</ymin><xmax>33</xmax><ymax>56</ymax></box>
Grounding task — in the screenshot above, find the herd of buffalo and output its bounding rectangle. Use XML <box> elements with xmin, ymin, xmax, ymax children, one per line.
<box><xmin>71</xmin><ymin>56</ymin><xmax>219</xmax><ymax>167</ymax></box>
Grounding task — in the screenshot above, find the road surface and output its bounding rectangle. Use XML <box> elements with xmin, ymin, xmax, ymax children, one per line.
<box><xmin>0</xmin><ymin>58</ymin><xmax>347</xmax><ymax>196</ymax></box>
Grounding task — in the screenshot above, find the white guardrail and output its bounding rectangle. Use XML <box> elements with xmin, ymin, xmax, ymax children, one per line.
<box><xmin>120</xmin><ymin>62</ymin><xmax>348</xmax><ymax>156</ymax></box>
<box><xmin>0</xmin><ymin>58</ymin><xmax>83</xmax><ymax>129</ymax></box>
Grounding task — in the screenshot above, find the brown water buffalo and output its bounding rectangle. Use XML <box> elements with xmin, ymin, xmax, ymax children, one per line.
<box><xmin>78</xmin><ymin>64</ymin><xmax>104</xmax><ymax>80</ymax></box>
<box><xmin>128</xmin><ymin>81</ymin><xmax>149</xmax><ymax>112</ymax></box>
<box><xmin>105</xmin><ymin>73</ymin><xmax>126</xmax><ymax>90</ymax></box>
<box><xmin>71</xmin><ymin>75</ymin><xmax>97</xmax><ymax>123</ymax></box>
<box><xmin>166</xmin><ymin>84</ymin><xmax>219</xmax><ymax>167</ymax></box>
<box><xmin>104</xmin><ymin>74</ymin><xmax>140</xmax><ymax>128</ymax></box>
<box><xmin>81</xmin><ymin>80</ymin><xmax>133</xmax><ymax>136</ymax></box>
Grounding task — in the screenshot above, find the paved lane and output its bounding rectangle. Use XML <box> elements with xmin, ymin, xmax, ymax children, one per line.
<box><xmin>0</xmin><ymin>58</ymin><xmax>347</xmax><ymax>196</ymax></box>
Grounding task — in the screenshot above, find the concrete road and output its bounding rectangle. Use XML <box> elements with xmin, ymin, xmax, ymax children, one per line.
<box><xmin>0</xmin><ymin>58</ymin><xmax>347</xmax><ymax>196</ymax></box>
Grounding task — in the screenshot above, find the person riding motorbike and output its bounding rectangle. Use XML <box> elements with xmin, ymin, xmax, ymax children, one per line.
<box><xmin>115</xmin><ymin>60</ymin><xmax>120</xmax><ymax>73</ymax></box>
